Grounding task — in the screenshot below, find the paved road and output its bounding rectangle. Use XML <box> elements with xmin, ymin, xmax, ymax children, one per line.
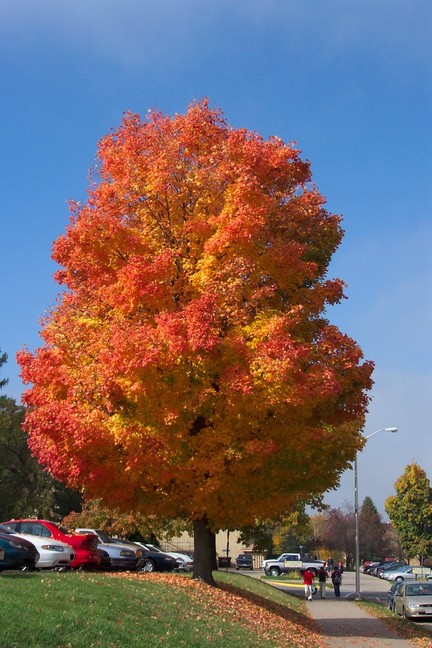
<box><xmin>248</xmin><ymin>569</ymin><xmax>392</xmax><ymax>602</ymax></box>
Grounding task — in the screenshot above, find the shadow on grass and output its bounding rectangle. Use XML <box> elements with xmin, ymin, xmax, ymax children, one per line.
<box><xmin>217</xmin><ymin>581</ymin><xmax>319</xmax><ymax>632</ymax></box>
<box><xmin>0</xmin><ymin>570</ymin><xmax>40</xmax><ymax>579</ymax></box>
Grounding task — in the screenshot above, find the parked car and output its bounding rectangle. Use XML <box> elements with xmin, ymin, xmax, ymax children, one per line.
<box><xmin>394</xmin><ymin>581</ymin><xmax>432</xmax><ymax>619</ymax></box>
<box><xmin>383</xmin><ymin>566</ymin><xmax>417</xmax><ymax>582</ymax></box>
<box><xmin>362</xmin><ymin>561</ymin><xmax>382</xmax><ymax>574</ymax></box>
<box><xmin>137</xmin><ymin>550</ymin><xmax>178</xmax><ymax>572</ymax></box>
<box><xmin>140</xmin><ymin>543</ymin><xmax>193</xmax><ymax>572</ymax></box>
<box><xmin>387</xmin><ymin>581</ymin><xmax>401</xmax><ymax>611</ymax></box>
<box><xmin>112</xmin><ymin>539</ymin><xmax>178</xmax><ymax>572</ymax></box>
<box><xmin>0</xmin><ymin>524</ymin><xmax>74</xmax><ymax>571</ymax></box>
<box><xmin>1</xmin><ymin>520</ymin><xmax>100</xmax><ymax>570</ymax></box>
<box><xmin>96</xmin><ymin>547</ymin><xmax>111</xmax><ymax>570</ymax></box>
<box><xmin>91</xmin><ymin>538</ymin><xmax>179</xmax><ymax>572</ymax></box>
<box><xmin>75</xmin><ymin>528</ymin><xmax>142</xmax><ymax>570</ymax></box>
<box><xmin>235</xmin><ymin>553</ymin><xmax>254</xmax><ymax>570</ymax></box>
<box><xmin>0</xmin><ymin>527</ymin><xmax>39</xmax><ymax>571</ymax></box>
<box><xmin>366</xmin><ymin>560</ymin><xmax>398</xmax><ymax>576</ymax></box>
<box><xmin>360</xmin><ymin>560</ymin><xmax>377</xmax><ymax>572</ymax></box>
<box><xmin>117</xmin><ymin>540</ymin><xmax>179</xmax><ymax>572</ymax></box>
<box><xmin>376</xmin><ymin>561</ymin><xmax>407</xmax><ymax>578</ymax></box>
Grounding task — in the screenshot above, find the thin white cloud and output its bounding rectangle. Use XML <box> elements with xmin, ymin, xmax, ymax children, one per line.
<box><xmin>2</xmin><ymin>0</ymin><xmax>429</xmax><ymax>71</ymax></box>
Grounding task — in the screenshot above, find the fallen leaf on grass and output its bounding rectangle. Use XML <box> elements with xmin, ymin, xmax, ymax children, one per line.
<box><xmin>105</xmin><ymin>572</ymin><xmax>327</xmax><ymax>647</ymax></box>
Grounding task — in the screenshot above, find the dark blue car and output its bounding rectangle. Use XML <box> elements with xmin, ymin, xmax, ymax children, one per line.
<box><xmin>387</xmin><ymin>581</ymin><xmax>400</xmax><ymax>612</ymax></box>
<box><xmin>235</xmin><ymin>553</ymin><xmax>254</xmax><ymax>570</ymax></box>
<box><xmin>0</xmin><ymin>527</ymin><xmax>39</xmax><ymax>571</ymax></box>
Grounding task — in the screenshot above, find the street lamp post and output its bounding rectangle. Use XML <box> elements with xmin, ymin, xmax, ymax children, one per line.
<box><xmin>354</xmin><ymin>427</ymin><xmax>398</xmax><ymax>600</ymax></box>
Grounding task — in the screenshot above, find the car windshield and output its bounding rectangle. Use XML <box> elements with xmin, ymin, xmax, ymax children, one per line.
<box><xmin>54</xmin><ymin>523</ymin><xmax>73</xmax><ymax>535</ymax></box>
<box><xmin>0</xmin><ymin>525</ymin><xmax>13</xmax><ymax>534</ymax></box>
<box><xmin>145</xmin><ymin>544</ymin><xmax>162</xmax><ymax>552</ymax></box>
<box><xmin>95</xmin><ymin>530</ymin><xmax>112</xmax><ymax>543</ymax></box>
<box><xmin>406</xmin><ymin>584</ymin><xmax>432</xmax><ymax>596</ymax></box>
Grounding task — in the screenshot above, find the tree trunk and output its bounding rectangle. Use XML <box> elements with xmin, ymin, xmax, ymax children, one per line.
<box><xmin>211</xmin><ymin>529</ymin><xmax>217</xmax><ymax>571</ymax></box>
<box><xmin>192</xmin><ymin>517</ymin><xmax>217</xmax><ymax>586</ymax></box>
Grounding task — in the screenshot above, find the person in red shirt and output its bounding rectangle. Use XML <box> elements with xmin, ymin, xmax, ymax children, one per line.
<box><xmin>302</xmin><ymin>567</ymin><xmax>315</xmax><ymax>600</ymax></box>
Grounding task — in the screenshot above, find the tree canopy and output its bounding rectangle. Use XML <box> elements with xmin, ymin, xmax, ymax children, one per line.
<box><xmin>0</xmin><ymin>351</ymin><xmax>81</xmax><ymax>521</ymax></box>
<box><xmin>62</xmin><ymin>499</ymin><xmax>186</xmax><ymax>543</ymax></box>
<box><xmin>0</xmin><ymin>350</ymin><xmax>8</xmax><ymax>390</ymax></box>
<box><xmin>18</xmin><ymin>100</ymin><xmax>373</xmax><ymax>583</ymax></box>
<box><xmin>385</xmin><ymin>463</ymin><xmax>432</xmax><ymax>561</ymax></box>
<box><xmin>359</xmin><ymin>496</ymin><xmax>391</xmax><ymax>561</ymax></box>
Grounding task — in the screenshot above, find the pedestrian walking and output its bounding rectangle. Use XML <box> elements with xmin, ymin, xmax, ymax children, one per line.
<box><xmin>302</xmin><ymin>567</ymin><xmax>315</xmax><ymax>601</ymax></box>
<box><xmin>331</xmin><ymin>567</ymin><xmax>342</xmax><ymax>598</ymax></box>
<box><xmin>317</xmin><ymin>565</ymin><xmax>329</xmax><ymax>599</ymax></box>
<box><xmin>326</xmin><ymin>556</ymin><xmax>334</xmax><ymax>573</ymax></box>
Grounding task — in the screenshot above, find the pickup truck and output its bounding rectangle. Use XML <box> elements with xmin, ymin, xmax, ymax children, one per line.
<box><xmin>262</xmin><ymin>552</ymin><xmax>324</xmax><ymax>577</ymax></box>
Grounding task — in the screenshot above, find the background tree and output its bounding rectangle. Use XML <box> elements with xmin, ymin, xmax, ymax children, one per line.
<box><xmin>308</xmin><ymin>512</ymin><xmax>330</xmax><ymax>558</ymax></box>
<box><xmin>358</xmin><ymin>496</ymin><xmax>391</xmax><ymax>561</ymax></box>
<box><xmin>310</xmin><ymin>500</ymin><xmax>392</xmax><ymax>567</ymax></box>
<box><xmin>237</xmin><ymin>522</ymin><xmax>277</xmax><ymax>555</ymax></box>
<box><xmin>18</xmin><ymin>100</ymin><xmax>373</xmax><ymax>584</ymax></box>
<box><xmin>62</xmin><ymin>499</ymin><xmax>188</xmax><ymax>542</ymax></box>
<box><xmin>385</xmin><ymin>463</ymin><xmax>432</xmax><ymax>562</ymax></box>
<box><xmin>384</xmin><ymin>523</ymin><xmax>405</xmax><ymax>562</ymax></box>
<box><xmin>0</xmin><ymin>355</ymin><xmax>81</xmax><ymax>520</ymax></box>
<box><xmin>240</xmin><ymin>509</ymin><xmax>328</xmax><ymax>558</ymax></box>
<box><xmin>0</xmin><ymin>349</ymin><xmax>8</xmax><ymax>390</ymax></box>
<box><xmin>320</xmin><ymin>506</ymin><xmax>355</xmax><ymax>567</ymax></box>
<box><xmin>271</xmin><ymin>507</ymin><xmax>313</xmax><ymax>555</ymax></box>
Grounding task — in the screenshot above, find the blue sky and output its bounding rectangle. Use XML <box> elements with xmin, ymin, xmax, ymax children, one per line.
<box><xmin>1</xmin><ymin>0</ymin><xmax>431</xmax><ymax>517</ymax></box>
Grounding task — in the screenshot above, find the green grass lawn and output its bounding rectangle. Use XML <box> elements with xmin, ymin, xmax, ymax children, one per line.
<box><xmin>0</xmin><ymin>570</ymin><xmax>325</xmax><ymax>648</ymax></box>
<box><xmin>2</xmin><ymin>570</ymin><xmax>430</xmax><ymax>648</ymax></box>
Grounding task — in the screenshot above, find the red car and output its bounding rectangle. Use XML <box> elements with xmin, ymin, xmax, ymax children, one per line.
<box><xmin>1</xmin><ymin>520</ymin><xmax>100</xmax><ymax>570</ymax></box>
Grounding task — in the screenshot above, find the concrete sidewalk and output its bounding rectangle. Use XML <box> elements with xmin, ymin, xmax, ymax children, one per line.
<box><xmin>306</xmin><ymin>597</ymin><xmax>417</xmax><ymax>647</ymax></box>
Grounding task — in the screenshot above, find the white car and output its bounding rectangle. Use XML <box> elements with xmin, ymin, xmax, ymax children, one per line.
<box><xmin>0</xmin><ymin>527</ymin><xmax>75</xmax><ymax>571</ymax></box>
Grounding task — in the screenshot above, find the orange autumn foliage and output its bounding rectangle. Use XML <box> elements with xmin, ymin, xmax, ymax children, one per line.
<box><xmin>18</xmin><ymin>99</ymin><xmax>373</xmax><ymax>531</ymax></box>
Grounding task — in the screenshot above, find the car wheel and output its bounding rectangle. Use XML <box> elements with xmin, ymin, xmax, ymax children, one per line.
<box><xmin>395</xmin><ymin>576</ymin><xmax>403</xmax><ymax>582</ymax></box>
<box><xmin>269</xmin><ymin>567</ymin><xmax>280</xmax><ymax>577</ymax></box>
<box><xmin>142</xmin><ymin>559</ymin><xmax>155</xmax><ymax>572</ymax></box>
<box><xmin>402</xmin><ymin>606</ymin><xmax>408</xmax><ymax>619</ymax></box>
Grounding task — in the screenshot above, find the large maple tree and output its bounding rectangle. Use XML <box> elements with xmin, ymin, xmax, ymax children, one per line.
<box><xmin>18</xmin><ymin>100</ymin><xmax>373</xmax><ymax>584</ymax></box>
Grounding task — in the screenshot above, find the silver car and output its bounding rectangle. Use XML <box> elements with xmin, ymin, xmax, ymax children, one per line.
<box><xmin>75</xmin><ymin>528</ymin><xmax>141</xmax><ymax>570</ymax></box>
<box><xmin>394</xmin><ymin>581</ymin><xmax>432</xmax><ymax>619</ymax></box>
<box><xmin>383</xmin><ymin>566</ymin><xmax>417</xmax><ymax>582</ymax></box>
